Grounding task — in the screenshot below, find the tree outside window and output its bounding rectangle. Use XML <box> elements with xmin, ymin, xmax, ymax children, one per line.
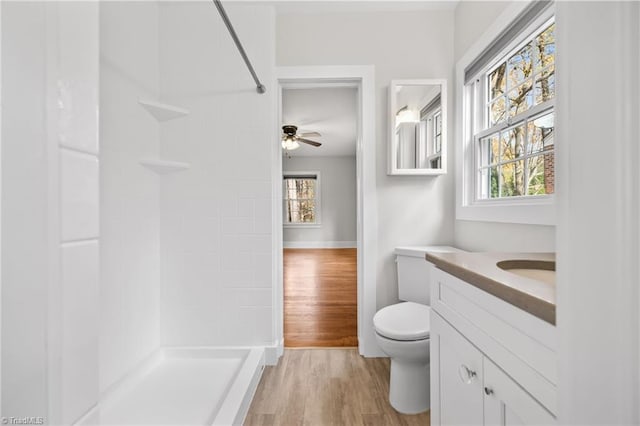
<box><xmin>477</xmin><ymin>21</ymin><xmax>555</xmax><ymax>200</ymax></box>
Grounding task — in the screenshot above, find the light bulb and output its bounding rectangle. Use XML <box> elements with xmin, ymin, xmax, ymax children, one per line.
<box><xmin>396</xmin><ymin>109</ymin><xmax>420</xmax><ymax>125</ymax></box>
<box><xmin>282</xmin><ymin>137</ymin><xmax>300</xmax><ymax>150</ymax></box>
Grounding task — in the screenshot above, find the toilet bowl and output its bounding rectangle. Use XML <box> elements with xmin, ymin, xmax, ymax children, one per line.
<box><xmin>374</xmin><ymin>302</ymin><xmax>431</xmax><ymax>414</ymax></box>
<box><xmin>374</xmin><ymin>246</ymin><xmax>464</xmax><ymax>415</ymax></box>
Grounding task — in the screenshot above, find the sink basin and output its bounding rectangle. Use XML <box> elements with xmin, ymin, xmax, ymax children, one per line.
<box><xmin>496</xmin><ymin>260</ymin><xmax>556</xmax><ymax>285</ymax></box>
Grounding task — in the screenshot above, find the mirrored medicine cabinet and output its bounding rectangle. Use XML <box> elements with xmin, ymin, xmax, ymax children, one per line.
<box><xmin>388</xmin><ymin>79</ymin><xmax>447</xmax><ymax>176</ymax></box>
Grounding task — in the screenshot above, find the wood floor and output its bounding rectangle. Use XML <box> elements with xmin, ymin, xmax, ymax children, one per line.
<box><xmin>284</xmin><ymin>248</ymin><xmax>358</xmax><ymax>347</ymax></box>
<box><xmin>244</xmin><ymin>349</ymin><xmax>430</xmax><ymax>426</ymax></box>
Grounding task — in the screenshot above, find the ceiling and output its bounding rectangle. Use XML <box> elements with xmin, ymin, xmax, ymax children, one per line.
<box><xmin>282</xmin><ymin>87</ymin><xmax>357</xmax><ymax>157</ymax></box>
<box><xmin>396</xmin><ymin>84</ymin><xmax>441</xmax><ymax>112</ymax></box>
<box><xmin>270</xmin><ymin>1</ymin><xmax>458</xmax><ymax>15</ymax></box>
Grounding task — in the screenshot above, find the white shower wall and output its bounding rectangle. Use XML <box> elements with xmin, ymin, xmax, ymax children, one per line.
<box><xmin>99</xmin><ymin>2</ymin><xmax>161</xmax><ymax>394</ymax></box>
<box><xmin>2</xmin><ymin>2</ymin><xmax>100</xmax><ymax>423</ymax></box>
<box><xmin>1</xmin><ymin>2</ymin><xmax>51</xmax><ymax>417</ymax></box>
<box><xmin>53</xmin><ymin>4</ymin><xmax>101</xmax><ymax>424</ymax></box>
<box><xmin>158</xmin><ymin>2</ymin><xmax>275</xmax><ymax>347</ymax></box>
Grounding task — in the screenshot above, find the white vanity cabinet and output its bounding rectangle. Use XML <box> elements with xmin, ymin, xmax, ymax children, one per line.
<box><xmin>483</xmin><ymin>357</ymin><xmax>555</xmax><ymax>425</ymax></box>
<box><xmin>430</xmin><ymin>267</ymin><xmax>557</xmax><ymax>426</ymax></box>
<box><xmin>432</xmin><ymin>312</ymin><xmax>484</xmax><ymax>425</ymax></box>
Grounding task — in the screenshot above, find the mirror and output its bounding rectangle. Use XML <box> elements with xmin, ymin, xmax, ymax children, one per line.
<box><xmin>388</xmin><ymin>79</ymin><xmax>447</xmax><ymax>175</ymax></box>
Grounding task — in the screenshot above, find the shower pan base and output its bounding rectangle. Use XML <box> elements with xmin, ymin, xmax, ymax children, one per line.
<box><xmin>78</xmin><ymin>347</ymin><xmax>264</xmax><ymax>426</ymax></box>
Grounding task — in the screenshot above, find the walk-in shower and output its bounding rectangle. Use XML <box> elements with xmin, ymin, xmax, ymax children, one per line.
<box><xmin>1</xmin><ymin>0</ymin><xmax>275</xmax><ymax>424</ymax></box>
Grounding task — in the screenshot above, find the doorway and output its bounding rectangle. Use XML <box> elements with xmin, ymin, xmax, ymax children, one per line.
<box><xmin>272</xmin><ymin>66</ymin><xmax>380</xmax><ymax>358</ymax></box>
<box><xmin>280</xmin><ymin>86</ymin><xmax>358</xmax><ymax>347</ymax></box>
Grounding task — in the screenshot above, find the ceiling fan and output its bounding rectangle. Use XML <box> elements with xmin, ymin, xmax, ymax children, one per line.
<box><xmin>281</xmin><ymin>125</ymin><xmax>322</xmax><ymax>151</ymax></box>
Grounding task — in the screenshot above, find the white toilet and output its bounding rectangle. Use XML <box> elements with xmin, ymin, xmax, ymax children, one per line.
<box><xmin>373</xmin><ymin>246</ymin><xmax>464</xmax><ymax>414</ymax></box>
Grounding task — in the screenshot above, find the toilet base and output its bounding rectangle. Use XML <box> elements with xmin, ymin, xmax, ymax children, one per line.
<box><xmin>389</xmin><ymin>359</ymin><xmax>430</xmax><ymax>414</ymax></box>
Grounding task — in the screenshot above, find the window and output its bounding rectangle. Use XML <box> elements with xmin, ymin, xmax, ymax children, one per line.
<box><xmin>433</xmin><ymin>111</ymin><xmax>442</xmax><ymax>155</ymax></box>
<box><xmin>457</xmin><ymin>1</ymin><xmax>555</xmax><ymax>225</ymax></box>
<box><xmin>472</xmin><ymin>19</ymin><xmax>555</xmax><ymax>200</ymax></box>
<box><xmin>431</xmin><ymin>111</ymin><xmax>443</xmax><ymax>168</ymax></box>
<box><xmin>419</xmin><ymin>95</ymin><xmax>443</xmax><ymax>169</ymax></box>
<box><xmin>283</xmin><ymin>173</ymin><xmax>320</xmax><ymax>226</ymax></box>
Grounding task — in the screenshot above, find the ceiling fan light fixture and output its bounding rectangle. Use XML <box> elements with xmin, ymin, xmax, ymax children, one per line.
<box><xmin>282</xmin><ymin>136</ymin><xmax>300</xmax><ymax>150</ymax></box>
<box><xmin>281</xmin><ymin>124</ymin><xmax>321</xmax><ymax>150</ymax></box>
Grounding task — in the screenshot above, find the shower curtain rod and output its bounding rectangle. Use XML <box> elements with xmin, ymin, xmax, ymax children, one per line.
<box><xmin>213</xmin><ymin>0</ymin><xmax>266</xmax><ymax>94</ymax></box>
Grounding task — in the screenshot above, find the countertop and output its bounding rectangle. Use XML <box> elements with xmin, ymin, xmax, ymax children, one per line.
<box><xmin>425</xmin><ymin>251</ymin><xmax>556</xmax><ymax>325</ymax></box>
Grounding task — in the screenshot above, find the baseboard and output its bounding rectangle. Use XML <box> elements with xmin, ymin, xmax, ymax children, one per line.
<box><xmin>361</xmin><ymin>346</ymin><xmax>387</xmax><ymax>358</ymax></box>
<box><xmin>283</xmin><ymin>241</ymin><xmax>357</xmax><ymax>249</ymax></box>
<box><xmin>264</xmin><ymin>339</ymin><xmax>284</xmax><ymax>365</ymax></box>
<box><xmin>360</xmin><ymin>333</ymin><xmax>387</xmax><ymax>358</ymax></box>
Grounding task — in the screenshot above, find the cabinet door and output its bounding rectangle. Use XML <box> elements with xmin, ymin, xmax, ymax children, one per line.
<box><xmin>483</xmin><ymin>359</ymin><xmax>556</xmax><ymax>426</ymax></box>
<box><xmin>431</xmin><ymin>313</ymin><xmax>484</xmax><ymax>425</ymax></box>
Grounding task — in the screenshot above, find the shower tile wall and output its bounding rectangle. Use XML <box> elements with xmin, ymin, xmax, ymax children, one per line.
<box><xmin>2</xmin><ymin>2</ymin><xmax>51</xmax><ymax>417</ymax></box>
<box><xmin>99</xmin><ymin>1</ymin><xmax>161</xmax><ymax>394</ymax></box>
<box><xmin>158</xmin><ymin>3</ymin><xmax>275</xmax><ymax>346</ymax></box>
<box><xmin>56</xmin><ymin>3</ymin><xmax>100</xmax><ymax>424</ymax></box>
<box><xmin>1</xmin><ymin>2</ymin><xmax>100</xmax><ymax>423</ymax></box>
<box><xmin>60</xmin><ymin>242</ymin><xmax>99</xmax><ymax>423</ymax></box>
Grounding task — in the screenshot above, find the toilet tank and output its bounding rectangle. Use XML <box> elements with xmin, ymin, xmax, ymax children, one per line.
<box><xmin>394</xmin><ymin>246</ymin><xmax>466</xmax><ymax>305</ymax></box>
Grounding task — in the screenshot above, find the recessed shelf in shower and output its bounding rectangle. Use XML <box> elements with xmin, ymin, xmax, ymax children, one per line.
<box><xmin>138</xmin><ymin>99</ymin><xmax>189</xmax><ymax>121</ymax></box>
<box><xmin>139</xmin><ymin>159</ymin><xmax>190</xmax><ymax>174</ymax></box>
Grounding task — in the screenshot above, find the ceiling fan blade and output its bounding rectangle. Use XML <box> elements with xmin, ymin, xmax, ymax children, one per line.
<box><xmin>298</xmin><ymin>138</ymin><xmax>322</xmax><ymax>147</ymax></box>
<box><xmin>299</xmin><ymin>131</ymin><xmax>321</xmax><ymax>138</ymax></box>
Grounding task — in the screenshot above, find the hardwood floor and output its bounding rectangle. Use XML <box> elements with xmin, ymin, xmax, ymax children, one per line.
<box><xmin>284</xmin><ymin>248</ymin><xmax>358</xmax><ymax>347</ymax></box>
<box><xmin>244</xmin><ymin>349</ymin><xmax>430</xmax><ymax>426</ymax></box>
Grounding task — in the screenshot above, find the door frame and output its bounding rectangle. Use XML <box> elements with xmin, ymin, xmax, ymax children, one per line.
<box><xmin>0</xmin><ymin>0</ymin><xmax>3</xmax><ymax>413</ymax></box>
<box><xmin>271</xmin><ymin>65</ymin><xmax>381</xmax><ymax>358</ymax></box>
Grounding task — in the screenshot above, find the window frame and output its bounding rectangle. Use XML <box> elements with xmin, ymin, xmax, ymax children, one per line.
<box><xmin>476</xmin><ymin>108</ymin><xmax>555</xmax><ymax>200</ymax></box>
<box><xmin>456</xmin><ymin>1</ymin><xmax>556</xmax><ymax>225</ymax></box>
<box><xmin>282</xmin><ymin>171</ymin><xmax>322</xmax><ymax>228</ymax></box>
<box><xmin>425</xmin><ymin>108</ymin><xmax>443</xmax><ymax>168</ymax></box>
<box><xmin>433</xmin><ymin>110</ymin><xmax>442</xmax><ymax>155</ymax></box>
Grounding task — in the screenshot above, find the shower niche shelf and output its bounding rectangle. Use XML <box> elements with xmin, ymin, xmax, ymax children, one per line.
<box><xmin>139</xmin><ymin>158</ymin><xmax>190</xmax><ymax>174</ymax></box>
<box><xmin>138</xmin><ymin>99</ymin><xmax>189</xmax><ymax>122</ymax></box>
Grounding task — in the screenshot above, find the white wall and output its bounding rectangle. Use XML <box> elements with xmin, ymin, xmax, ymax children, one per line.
<box><xmin>2</xmin><ymin>3</ymin><xmax>100</xmax><ymax>423</ymax></box>
<box><xmin>277</xmin><ymin>10</ymin><xmax>456</xmax><ymax>308</ymax></box>
<box><xmin>453</xmin><ymin>1</ymin><xmax>515</xmax><ymax>62</ymax></box>
<box><xmin>57</xmin><ymin>4</ymin><xmax>101</xmax><ymax>424</ymax></box>
<box><xmin>452</xmin><ymin>1</ymin><xmax>555</xmax><ymax>252</ymax></box>
<box><xmin>159</xmin><ymin>2</ymin><xmax>275</xmax><ymax>346</ymax></box>
<box><xmin>283</xmin><ymin>156</ymin><xmax>356</xmax><ymax>246</ymax></box>
<box><xmin>99</xmin><ymin>1</ymin><xmax>161</xmax><ymax>394</ymax></box>
<box><xmin>1</xmin><ymin>2</ymin><xmax>49</xmax><ymax>417</ymax></box>
<box><xmin>556</xmin><ymin>2</ymin><xmax>639</xmax><ymax>423</ymax></box>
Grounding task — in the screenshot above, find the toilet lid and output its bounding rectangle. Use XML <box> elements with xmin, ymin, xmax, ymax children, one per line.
<box><xmin>373</xmin><ymin>302</ymin><xmax>430</xmax><ymax>341</ymax></box>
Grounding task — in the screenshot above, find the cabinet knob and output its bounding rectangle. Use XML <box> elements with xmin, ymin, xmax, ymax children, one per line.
<box><xmin>484</xmin><ymin>387</ymin><xmax>494</xmax><ymax>396</ymax></box>
<box><xmin>458</xmin><ymin>365</ymin><xmax>477</xmax><ymax>384</ymax></box>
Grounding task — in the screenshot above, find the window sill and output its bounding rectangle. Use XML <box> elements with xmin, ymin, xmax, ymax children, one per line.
<box><xmin>456</xmin><ymin>196</ymin><xmax>555</xmax><ymax>225</ymax></box>
<box><xmin>283</xmin><ymin>223</ymin><xmax>322</xmax><ymax>229</ymax></box>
